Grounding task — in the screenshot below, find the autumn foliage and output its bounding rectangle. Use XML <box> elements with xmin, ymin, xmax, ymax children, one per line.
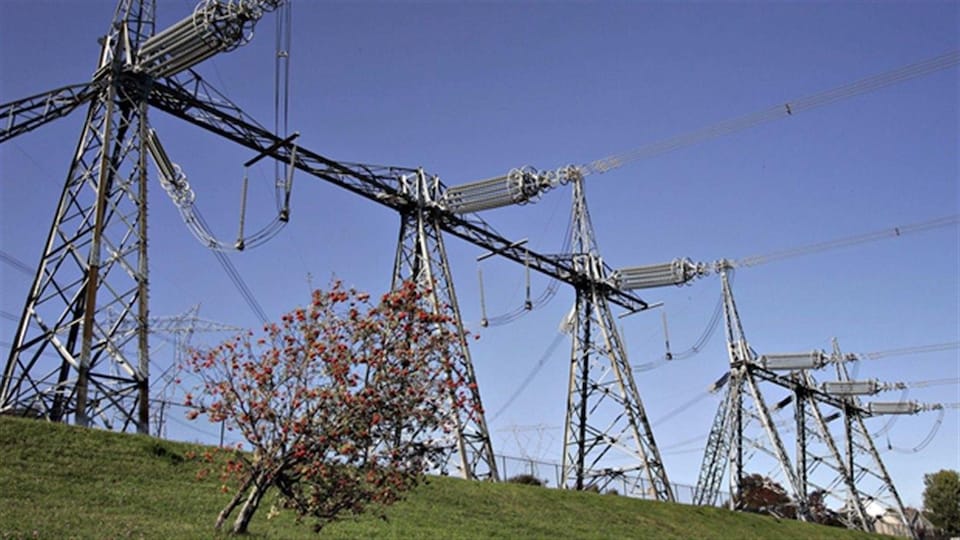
<box><xmin>182</xmin><ymin>280</ymin><xmax>470</xmax><ymax>534</ymax></box>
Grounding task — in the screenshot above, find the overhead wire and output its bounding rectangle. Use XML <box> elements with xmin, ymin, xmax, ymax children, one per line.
<box><xmin>633</xmin><ymin>269</ymin><xmax>733</xmax><ymax>372</ymax></box>
<box><xmin>856</xmin><ymin>341</ymin><xmax>960</xmax><ymax>361</ymax></box>
<box><xmin>479</xmin><ymin>197</ymin><xmax>574</xmax><ymax>327</ymax></box>
<box><xmin>886</xmin><ymin>407</ymin><xmax>946</xmax><ymax>454</ymax></box>
<box><xmin>0</xmin><ymin>249</ymin><xmax>33</xmax><ymax>276</ymax></box>
<box><xmin>734</xmin><ymin>214</ymin><xmax>959</xmax><ymax>269</ymax></box>
<box><xmin>904</xmin><ymin>377</ymin><xmax>959</xmax><ymax>388</ymax></box>
<box><xmin>651</xmin><ymin>390</ymin><xmax>712</xmax><ymax>428</ymax></box>
<box><xmin>210</xmin><ymin>249</ymin><xmax>269</xmax><ymax>325</ymax></box>
<box><xmin>581</xmin><ymin>50</ymin><xmax>960</xmax><ymax>176</ymax></box>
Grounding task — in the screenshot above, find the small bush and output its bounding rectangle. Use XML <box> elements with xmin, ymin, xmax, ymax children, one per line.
<box><xmin>507</xmin><ymin>474</ymin><xmax>544</xmax><ymax>487</ymax></box>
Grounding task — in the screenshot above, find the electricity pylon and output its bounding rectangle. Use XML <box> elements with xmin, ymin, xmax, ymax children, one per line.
<box><xmin>692</xmin><ymin>264</ymin><xmax>807</xmax><ymax>517</ymax></box>
<box><xmin>1</xmin><ymin>1</ymin><xmax>159</xmax><ymax>431</ymax></box>
<box><xmin>827</xmin><ymin>339</ymin><xmax>915</xmax><ymax>537</ymax></box>
<box><xmin>693</xmin><ymin>265</ymin><xmax>917</xmax><ymax>538</ymax></box>
<box><xmin>391</xmin><ymin>171</ymin><xmax>498</xmax><ymax>480</ymax></box>
<box><xmin>0</xmin><ymin>0</ymin><xmax>282</xmax><ymax>433</ymax></box>
<box><xmin>559</xmin><ymin>174</ymin><xmax>673</xmax><ymax>500</ymax></box>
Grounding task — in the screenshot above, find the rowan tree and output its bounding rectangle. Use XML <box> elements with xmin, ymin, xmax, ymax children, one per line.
<box><xmin>182</xmin><ymin>280</ymin><xmax>470</xmax><ymax>534</ymax></box>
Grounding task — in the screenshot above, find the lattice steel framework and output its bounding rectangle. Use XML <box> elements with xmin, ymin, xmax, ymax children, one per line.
<box><xmin>390</xmin><ymin>171</ymin><xmax>498</xmax><ymax>481</ymax></box>
<box><xmin>829</xmin><ymin>339</ymin><xmax>914</xmax><ymax>538</ymax></box>
<box><xmin>792</xmin><ymin>368</ymin><xmax>872</xmax><ymax>532</ymax></box>
<box><xmin>693</xmin><ymin>267</ymin><xmax>915</xmax><ymax>537</ymax></box>
<box><xmin>692</xmin><ymin>266</ymin><xmax>807</xmax><ymax>517</ymax></box>
<box><xmin>559</xmin><ymin>175</ymin><xmax>673</xmax><ymax>500</ymax></box>
<box><xmin>1</xmin><ymin>1</ymin><xmax>158</xmax><ymax>431</ymax></box>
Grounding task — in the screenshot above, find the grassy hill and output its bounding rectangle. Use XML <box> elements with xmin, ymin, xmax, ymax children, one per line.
<box><xmin>0</xmin><ymin>416</ymin><xmax>889</xmax><ymax>539</ymax></box>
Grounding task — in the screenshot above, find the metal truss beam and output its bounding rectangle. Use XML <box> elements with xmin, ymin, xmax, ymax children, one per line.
<box><xmin>145</xmin><ymin>75</ymin><xmax>649</xmax><ymax>313</ymax></box>
<box><xmin>0</xmin><ymin>83</ymin><xmax>99</xmax><ymax>143</ymax></box>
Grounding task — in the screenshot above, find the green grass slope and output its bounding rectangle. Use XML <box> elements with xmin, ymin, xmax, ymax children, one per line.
<box><xmin>0</xmin><ymin>416</ymin><xmax>888</xmax><ymax>539</ymax></box>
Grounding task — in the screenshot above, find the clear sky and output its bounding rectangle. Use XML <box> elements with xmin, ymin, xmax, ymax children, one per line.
<box><xmin>1</xmin><ymin>0</ymin><xmax>957</xmax><ymax>510</ymax></box>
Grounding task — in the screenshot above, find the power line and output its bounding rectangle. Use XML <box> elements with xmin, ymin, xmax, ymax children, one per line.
<box><xmin>735</xmin><ymin>214</ymin><xmax>959</xmax><ymax>268</ymax></box>
<box><xmin>582</xmin><ymin>50</ymin><xmax>960</xmax><ymax>176</ymax></box>
<box><xmin>0</xmin><ymin>249</ymin><xmax>33</xmax><ymax>276</ymax></box>
<box><xmin>904</xmin><ymin>377</ymin><xmax>959</xmax><ymax>389</ymax></box>
<box><xmin>857</xmin><ymin>341</ymin><xmax>960</xmax><ymax>361</ymax></box>
<box><xmin>210</xmin><ymin>249</ymin><xmax>269</xmax><ymax>326</ymax></box>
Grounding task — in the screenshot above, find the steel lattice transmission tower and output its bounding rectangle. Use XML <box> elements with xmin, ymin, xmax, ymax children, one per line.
<box><xmin>391</xmin><ymin>171</ymin><xmax>498</xmax><ymax>480</ymax></box>
<box><xmin>0</xmin><ymin>0</ymin><xmax>283</xmax><ymax>432</ymax></box>
<box><xmin>559</xmin><ymin>175</ymin><xmax>673</xmax><ymax>500</ymax></box>
<box><xmin>827</xmin><ymin>339</ymin><xmax>915</xmax><ymax>537</ymax></box>
<box><xmin>692</xmin><ymin>264</ymin><xmax>806</xmax><ymax>515</ymax></box>
<box><xmin>1</xmin><ymin>1</ymin><xmax>159</xmax><ymax>431</ymax></box>
<box><xmin>692</xmin><ymin>265</ymin><xmax>916</xmax><ymax>538</ymax></box>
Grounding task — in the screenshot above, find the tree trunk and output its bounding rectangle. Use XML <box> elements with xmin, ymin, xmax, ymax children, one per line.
<box><xmin>232</xmin><ymin>471</ymin><xmax>271</xmax><ymax>534</ymax></box>
<box><xmin>215</xmin><ymin>474</ymin><xmax>255</xmax><ymax>530</ymax></box>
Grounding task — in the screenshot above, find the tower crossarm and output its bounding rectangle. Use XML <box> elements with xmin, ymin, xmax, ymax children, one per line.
<box><xmin>147</xmin><ymin>76</ymin><xmax>650</xmax><ymax>313</ymax></box>
<box><xmin>749</xmin><ymin>365</ymin><xmax>870</xmax><ymax>415</ymax></box>
<box><xmin>0</xmin><ymin>82</ymin><xmax>100</xmax><ymax>144</ymax></box>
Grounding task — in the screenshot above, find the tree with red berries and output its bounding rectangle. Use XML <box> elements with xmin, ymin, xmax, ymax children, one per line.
<box><xmin>182</xmin><ymin>280</ymin><xmax>469</xmax><ymax>534</ymax></box>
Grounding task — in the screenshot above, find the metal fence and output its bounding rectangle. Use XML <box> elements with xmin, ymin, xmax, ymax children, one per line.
<box><xmin>459</xmin><ymin>451</ymin><xmax>730</xmax><ymax>507</ymax></box>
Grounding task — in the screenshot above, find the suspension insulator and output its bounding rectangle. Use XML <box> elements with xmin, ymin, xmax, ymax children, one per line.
<box><xmin>867</xmin><ymin>401</ymin><xmax>921</xmax><ymax>415</ymax></box>
<box><xmin>822</xmin><ymin>380</ymin><xmax>881</xmax><ymax>396</ymax></box>
<box><xmin>138</xmin><ymin>0</ymin><xmax>283</xmax><ymax>78</ymax></box>
<box><xmin>442</xmin><ymin>166</ymin><xmax>554</xmax><ymax>214</ymax></box>
<box><xmin>612</xmin><ymin>258</ymin><xmax>706</xmax><ymax>290</ymax></box>
<box><xmin>758</xmin><ymin>351</ymin><xmax>827</xmax><ymax>371</ymax></box>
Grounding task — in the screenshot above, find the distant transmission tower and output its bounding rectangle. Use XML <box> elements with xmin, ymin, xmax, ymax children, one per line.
<box><xmin>820</xmin><ymin>339</ymin><xmax>917</xmax><ymax>537</ymax></box>
<box><xmin>138</xmin><ymin>307</ymin><xmax>242</xmax><ymax>438</ymax></box>
<box><xmin>559</xmin><ymin>174</ymin><xmax>673</xmax><ymax>500</ymax></box>
<box><xmin>693</xmin><ymin>264</ymin><xmax>919</xmax><ymax>539</ymax></box>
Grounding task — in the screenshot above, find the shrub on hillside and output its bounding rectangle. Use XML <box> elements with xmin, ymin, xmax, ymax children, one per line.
<box><xmin>507</xmin><ymin>474</ymin><xmax>545</xmax><ymax>487</ymax></box>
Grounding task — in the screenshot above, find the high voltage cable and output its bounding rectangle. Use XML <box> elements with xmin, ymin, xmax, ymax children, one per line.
<box><xmin>903</xmin><ymin>377</ymin><xmax>959</xmax><ymax>388</ymax></box>
<box><xmin>0</xmin><ymin>249</ymin><xmax>33</xmax><ymax>276</ymax></box>
<box><xmin>887</xmin><ymin>408</ymin><xmax>946</xmax><ymax>454</ymax></box>
<box><xmin>210</xmin><ymin>249</ymin><xmax>269</xmax><ymax>326</ymax></box>
<box><xmin>735</xmin><ymin>214</ymin><xmax>959</xmax><ymax>268</ymax></box>
<box><xmin>582</xmin><ymin>50</ymin><xmax>960</xmax><ymax>176</ymax></box>
<box><xmin>857</xmin><ymin>341</ymin><xmax>960</xmax><ymax>361</ymax></box>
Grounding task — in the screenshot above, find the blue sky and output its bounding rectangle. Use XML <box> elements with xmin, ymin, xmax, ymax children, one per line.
<box><xmin>1</xmin><ymin>0</ymin><xmax>957</xmax><ymax>508</ymax></box>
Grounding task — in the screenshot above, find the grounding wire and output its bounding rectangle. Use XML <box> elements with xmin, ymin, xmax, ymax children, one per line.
<box><xmin>581</xmin><ymin>51</ymin><xmax>960</xmax><ymax>176</ymax></box>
